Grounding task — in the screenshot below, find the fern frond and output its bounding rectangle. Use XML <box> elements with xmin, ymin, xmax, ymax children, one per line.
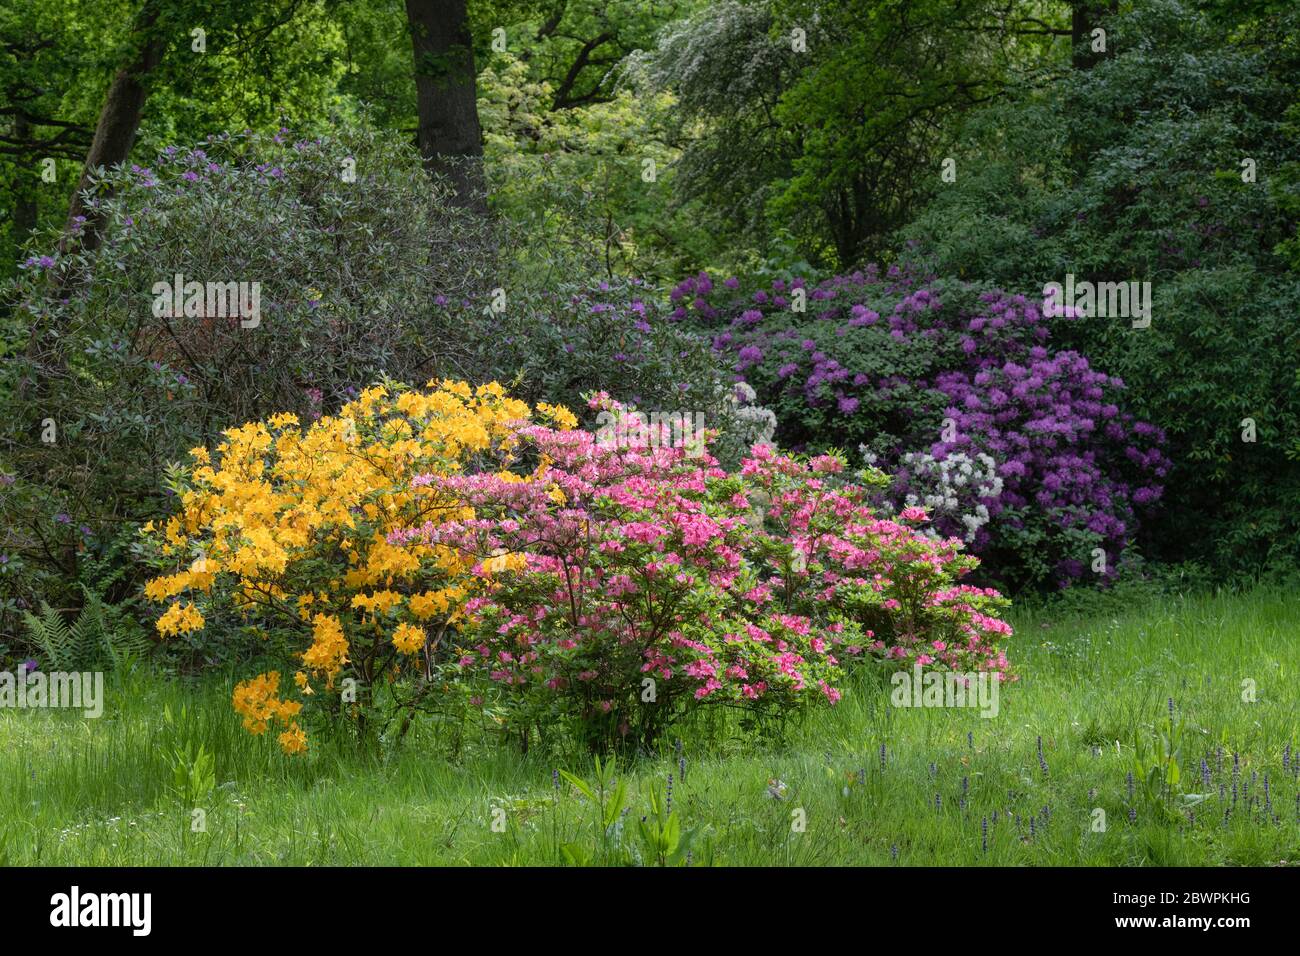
<box><xmin>69</xmin><ymin>587</ymin><xmax>108</xmax><ymax>669</ymax></box>
<box><xmin>23</xmin><ymin>603</ymin><xmax>76</xmax><ymax>670</ymax></box>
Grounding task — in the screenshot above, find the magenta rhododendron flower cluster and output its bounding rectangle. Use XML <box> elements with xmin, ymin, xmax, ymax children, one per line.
<box><xmin>665</xmin><ymin>264</ymin><xmax>1169</xmax><ymax>587</ymax></box>
<box><xmin>391</xmin><ymin>395</ymin><xmax>1013</xmax><ymax>750</ymax></box>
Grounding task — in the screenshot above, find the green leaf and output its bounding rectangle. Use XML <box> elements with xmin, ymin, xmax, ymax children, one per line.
<box><xmin>604</xmin><ymin>778</ymin><xmax>628</xmax><ymax>828</ymax></box>
<box><xmin>558</xmin><ymin>770</ymin><xmax>595</xmax><ymax>803</ymax></box>
<box><xmin>560</xmin><ymin>843</ymin><xmax>590</xmax><ymax>866</ymax></box>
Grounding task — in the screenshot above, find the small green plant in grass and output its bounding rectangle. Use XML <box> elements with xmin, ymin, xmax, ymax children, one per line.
<box><xmin>636</xmin><ymin>778</ymin><xmax>698</xmax><ymax>867</ymax></box>
<box><xmin>162</xmin><ymin>703</ymin><xmax>217</xmax><ymax>815</ymax></box>
<box><xmin>1131</xmin><ymin>703</ymin><xmax>1213</xmax><ymax>824</ymax></box>
<box><xmin>558</xmin><ymin>756</ymin><xmax>628</xmax><ymax>866</ymax></box>
<box><xmin>168</xmin><ymin>742</ymin><xmax>216</xmax><ymax>810</ymax></box>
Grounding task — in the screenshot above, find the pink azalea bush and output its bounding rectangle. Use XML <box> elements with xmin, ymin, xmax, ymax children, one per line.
<box><xmin>391</xmin><ymin>396</ymin><xmax>1014</xmax><ymax>752</ymax></box>
<box><xmin>738</xmin><ymin>445</ymin><xmax>1012</xmax><ymax>677</ymax></box>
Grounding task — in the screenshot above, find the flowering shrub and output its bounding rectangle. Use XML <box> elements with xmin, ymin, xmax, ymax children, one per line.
<box><xmin>143</xmin><ymin>377</ymin><xmax>1014</xmax><ymax>756</ymax></box>
<box><xmin>900</xmin><ymin>0</ymin><xmax>1300</xmax><ymax>580</ymax></box>
<box><xmin>454</xmin><ymin>277</ymin><xmax>776</xmax><ymax>467</ymax></box>
<box><xmin>0</xmin><ymin>121</ymin><xmax>495</xmax><ymax>629</ymax></box>
<box><xmin>666</xmin><ymin>267</ymin><xmax>1168</xmax><ymax>587</ymax></box>
<box><xmin>737</xmin><ymin>445</ymin><xmax>1013</xmax><ymax>678</ymax></box>
<box><xmin>867</xmin><ymin>449</ymin><xmax>1002</xmax><ymax>549</ymax></box>
<box><xmin>393</xmin><ymin>396</ymin><xmax>1012</xmax><ymax>752</ymax></box>
<box><xmin>391</xmin><ymin>396</ymin><xmax>833</xmax><ymax>751</ymax></box>
<box><xmin>141</xmin><ymin>379</ymin><xmax>570</xmax><ymax>753</ymax></box>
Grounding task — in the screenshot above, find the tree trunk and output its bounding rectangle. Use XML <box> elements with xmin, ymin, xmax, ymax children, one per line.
<box><xmin>1070</xmin><ymin>1</ymin><xmax>1114</xmax><ymax>71</ymax></box>
<box><xmin>11</xmin><ymin>112</ymin><xmax>38</xmax><ymax>239</ymax></box>
<box><xmin>404</xmin><ymin>0</ymin><xmax>486</xmax><ymax>212</ymax></box>
<box><xmin>19</xmin><ymin>2</ymin><xmax>163</xmax><ymax>402</ymax></box>
<box><xmin>60</xmin><ymin>2</ymin><xmax>164</xmax><ymax>255</ymax></box>
<box><xmin>1067</xmin><ymin>1</ymin><xmax>1116</xmax><ymax>180</ymax></box>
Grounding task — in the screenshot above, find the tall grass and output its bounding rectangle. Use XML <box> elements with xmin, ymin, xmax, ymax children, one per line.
<box><xmin>2</xmin><ymin>587</ymin><xmax>1296</xmax><ymax>865</ymax></box>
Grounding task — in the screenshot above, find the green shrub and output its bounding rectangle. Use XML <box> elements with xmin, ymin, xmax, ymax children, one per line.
<box><xmin>0</xmin><ymin>119</ymin><xmax>493</xmax><ymax>623</ymax></box>
<box><xmin>900</xmin><ymin>0</ymin><xmax>1300</xmax><ymax>576</ymax></box>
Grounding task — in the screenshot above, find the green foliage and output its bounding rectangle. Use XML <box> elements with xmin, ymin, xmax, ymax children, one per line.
<box><xmin>20</xmin><ymin>585</ymin><xmax>151</xmax><ymax>671</ymax></box>
<box><xmin>167</xmin><ymin>741</ymin><xmax>217</xmax><ymax>810</ymax></box>
<box><xmin>635</xmin><ymin>778</ymin><xmax>698</xmax><ymax>866</ymax></box>
<box><xmin>554</xmin><ymin>757</ymin><xmax>698</xmax><ymax>865</ymax></box>
<box><xmin>558</xmin><ymin>756</ymin><xmax>630</xmax><ymax>864</ymax></box>
<box><xmin>0</xmin><ymin>120</ymin><xmax>495</xmax><ymax>615</ymax></box>
<box><xmin>453</xmin><ymin>277</ymin><xmax>773</xmax><ymax>464</ymax></box>
<box><xmin>0</xmin><ymin>0</ymin><xmax>358</xmax><ymax>282</ymax></box>
<box><xmin>22</xmin><ymin>601</ymin><xmax>98</xmax><ymax>672</ymax></box>
<box><xmin>641</xmin><ymin>0</ymin><xmax>1062</xmax><ymax>266</ymax></box>
<box><xmin>1131</xmin><ymin>708</ymin><xmax>1204</xmax><ymax>825</ymax></box>
<box><xmin>480</xmin><ymin>52</ymin><xmax>695</xmax><ymax>281</ymax></box>
<box><xmin>902</xmin><ymin>0</ymin><xmax>1300</xmax><ymax>577</ymax></box>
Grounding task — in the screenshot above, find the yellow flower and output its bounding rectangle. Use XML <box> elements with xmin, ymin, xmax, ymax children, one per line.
<box><xmin>408</xmin><ymin>586</ymin><xmax>465</xmax><ymax>620</ymax></box>
<box><xmin>232</xmin><ymin>671</ymin><xmax>285</xmax><ymax>735</ymax></box>
<box><xmin>144</xmin><ymin>572</ymin><xmax>190</xmax><ymax>603</ymax></box>
<box><xmin>278</xmin><ymin>722</ymin><xmax>308</xmax><ymax>755</ymax></box>
<box><xmin>352</xmin><ymin>589</ymin><xmax>404</xmax><ymax>615</ymax></box>
<box><xmin>537</xmin><ymin>402</ymin><xmax>578</xmax><ymax>430</ymax></box>
<box><xmin>392</xmin><ymin>622</ymin><xmax>427</xmax><ymax>655</ymax></box>
<box><xmin>301</xmin><ymin>613</ymin><xmax>349</xmax><ymax>685</ymax></box>
<box><xmin>144</xmin><ymin>379</ymin><xmax>541</xmax><ymax>744</ymax></box>
<box><xmin>156</xmin><ymin>601</ymin><xmax>205</xmax><ymax>636</ymax></box>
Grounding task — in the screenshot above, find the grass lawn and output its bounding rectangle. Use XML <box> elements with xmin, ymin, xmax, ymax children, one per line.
<box><xmin>2</xmin><ymin>586</ymin><xmax>1297</xmax><ymax>866</ymax></box>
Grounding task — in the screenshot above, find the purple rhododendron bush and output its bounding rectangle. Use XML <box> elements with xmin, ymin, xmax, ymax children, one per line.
<box><xmin>392</xmin><ymin>393</ymin><xmax>1012</xmax><ymax>753</ymax></box>
<box><xmin>666</xmin><ymin>264</ymin><xmax>1170</xmax><ymax>589</ymax></box>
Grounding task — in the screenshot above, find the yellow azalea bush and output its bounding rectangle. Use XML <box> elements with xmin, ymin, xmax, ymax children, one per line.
<box><xmin>141</xmin><ymin>379</ymin><xmax>577</xmax><ymax>753</ymax></box>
